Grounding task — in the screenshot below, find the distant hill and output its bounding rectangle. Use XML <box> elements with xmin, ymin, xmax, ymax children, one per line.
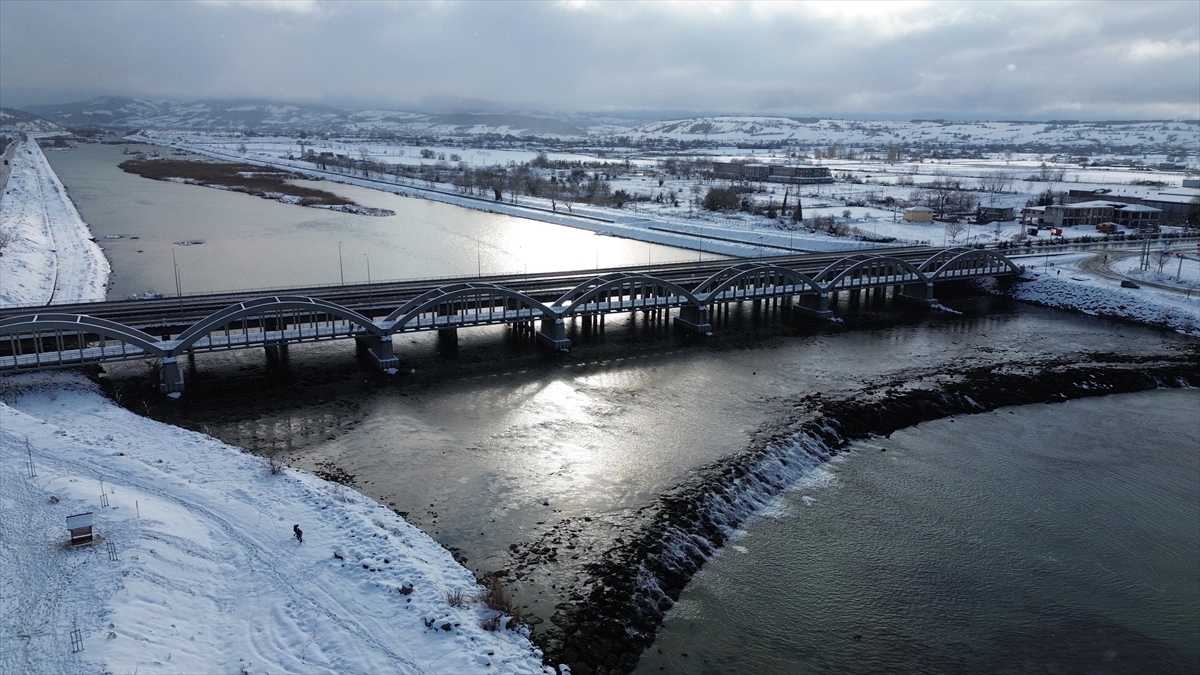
<box><xmin>0</xmin><ymin>107</ymin><xmax>61</xmax><ymax>133</ymax></box>
<box><xmin>23</xmin><ymin>97</ymin><xmax>589</xmax><ymax>137</ymax></box>
<box><xmin>17</xmin><ymin>97</ymin><xmax>1199</xmax><ymax>153</ymax></box>
<box><xmin>23</xmin><ymin>96</ymin><xmax>348</xmax><ymax>132</ymax></box>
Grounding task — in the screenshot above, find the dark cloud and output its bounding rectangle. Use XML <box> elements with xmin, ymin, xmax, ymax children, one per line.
<box><xmin>1</xmin><ymin>1</ymin><xmax>1196</xmax><ymax>119</ymax></box>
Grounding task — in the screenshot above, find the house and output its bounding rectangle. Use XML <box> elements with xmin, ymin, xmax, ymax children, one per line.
<box><xmin>977</xmin><ymin>206</ymin><xmax>1015</xmax><ymax>223</ymax></box>
<box><xmin>904</xmin><ymin>206</ymin><xmax>934</xmax><ymax>222</ymax></box>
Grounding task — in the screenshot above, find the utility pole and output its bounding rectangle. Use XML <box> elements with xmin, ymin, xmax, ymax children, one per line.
<box><xmin>338</xmin><ymin>241</ymin><xmax>344</xmax><ymax>285</ymax></box>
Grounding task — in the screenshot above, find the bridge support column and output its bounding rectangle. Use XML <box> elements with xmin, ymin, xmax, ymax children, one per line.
<box><xmin>356</xmin><ymin>335</ymin><xmax>399</xmax><ymax>370</ymax></box>
<box><xmin>159</xmin><ymin>357</ymin><xmax>185</xmax><ymax>394</ymax></box>
<box><xmin>674</xmin><ymin>304</ymin><xmax>712</xmax><ymax>336</ymax></box>
<box><xmin>437</xmin><ymin>328</ymin><xmax>458</xmax><ymax>353</ymax></box>
<box><xmin>896</xmin><ymin>282</ymin><xmax>937</xmax><ymax>307</ymax></box>
<box><xmin>795</xmin><ymin>293</ymin><xmax>834</xmax><ymax>319</ymax></box>
<box><xmin>536</xmin><ymin>317</ymin><xmax>571</xmax><ymax>351</ymax></box>
<box><xmin>264</xmin><ymin>342</ymin><xmax>289</xmax><ymax>361</ymax></box>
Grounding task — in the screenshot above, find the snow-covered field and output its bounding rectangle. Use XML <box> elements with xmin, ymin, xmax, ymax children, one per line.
<box><xmin>140</xmin><ymin>131</ymin><xmax>1197</xmax><ymax>256</ymax></box>
<box><xmin>0</xmin><ymin>135</ymin><xmax>553</xmax><ymax>674</ymax></box>
<box><xmin>0</xmin><ymin>137</ymin><xmax>109</xmax><ymax>307</ymax></box>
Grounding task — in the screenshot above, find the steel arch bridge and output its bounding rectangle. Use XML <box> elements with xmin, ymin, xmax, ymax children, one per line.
<box><xmin>0</xmin><ymin>248</ymin><xmax>1020</xmax><ymax>393</ymax></box>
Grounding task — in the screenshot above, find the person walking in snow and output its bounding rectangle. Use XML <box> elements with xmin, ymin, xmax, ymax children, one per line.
<box><xmin>293</xmin><ymin>524</ymin><xmax>303</xmax><ymax>543</ymax></box>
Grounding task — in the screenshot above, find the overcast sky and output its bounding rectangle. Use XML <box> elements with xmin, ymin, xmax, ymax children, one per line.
<box><xmin>1</xmin><ymin>1</ymin><xmax>1197</xmax><ymax>120</ymax></box>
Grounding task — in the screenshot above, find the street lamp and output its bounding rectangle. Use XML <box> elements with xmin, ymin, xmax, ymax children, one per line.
<box><xmin>364</xmin><ymin>253</ymin><xmax>371</xmax><ymax>284</ymax></box>
<box><xmin>338</xmin><ymin>241</ymin><xmax>344</xmax><ymax>285</ymax></box>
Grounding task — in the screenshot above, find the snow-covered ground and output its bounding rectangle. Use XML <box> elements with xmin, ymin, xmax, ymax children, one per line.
<box><xmin>138</xmin><ymin>131</ymin><xmax>1198</xmax><ymax>257</ymax></box>
<box><xmin>0</xmin><ymin>137</ymin><xmax>110</xmax><ymax>307</ymax></box>
<box><xmin>0</xmin><ymin>135</ymin><xmax>554</xmax><ymax>674</ymax></box>
<box><xmin>0</xmin><ymin>373</ymin><xmax>551</xmax><ymax>675</ymax></box>
<box><xmin>1002</xmin><ymin>250</ymin><xmax>1200</xmax><ymax>336</ymax></box>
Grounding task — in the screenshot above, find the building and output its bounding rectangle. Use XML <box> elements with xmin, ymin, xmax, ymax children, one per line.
<box><xmin>1064</xmin><ymin>188</ymin><xmax>1140</xmax><ymax>206</ymax></box>
<box><xmin>977</xmin><ymin>206</ymin><xmax>1015</xmax><ymax>223</ymax></box>
<box><xmin>1042</xmin><ymin>200</ymin><xmax>1161</xmax><ymax>229</ymax></box>
<box><xmin>1110</xmin><ymin>204</ymin><xmax>1161</xmax><ymax>230</ymax></box>
<box><xmin>710</xmin><ymin>161</ymin><xmax>833</xmax><ymax>185</ymax></box>
<box><xmin>1142</xmin><ymin>187</ymin><xmax>1200</xmax><ymax>219</ymax></box>
<box><xmin>904</xmin><ymin>206</ymin><xmax>934</xmax><ymax>222</ymax></box>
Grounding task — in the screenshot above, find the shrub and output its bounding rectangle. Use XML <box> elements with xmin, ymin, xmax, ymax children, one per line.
<box><xmin>445</xmin><ymin>588</ymin><xmax>468</xmax><ymax>608</ymax></box>
<box><xmin>703</xmin><ymin>187</ymin><xmax>740</xmax><ymax>211</ymax></box>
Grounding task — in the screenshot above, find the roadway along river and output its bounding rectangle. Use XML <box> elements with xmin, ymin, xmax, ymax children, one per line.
<box><xmin>51</xmin><ymin>141</ymin><xmax>1199</xmax><ymax>674</ymax></box>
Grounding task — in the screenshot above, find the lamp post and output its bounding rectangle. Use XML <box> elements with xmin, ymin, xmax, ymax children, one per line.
<box><xmin>364</xmin><ymin>253</ymin><xmax>371</xmax><ymax>284</ymax></box>
<box><xmin>338</xmin><ymin>241</ymin><xmax>344</xmax><ymax>286</ymax></box>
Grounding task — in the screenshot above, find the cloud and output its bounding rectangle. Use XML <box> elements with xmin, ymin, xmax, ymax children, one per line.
<box><xmin>0</xmin><ymin>0</ymin><xmax>1196</xmax><ymax>119</ymax></box>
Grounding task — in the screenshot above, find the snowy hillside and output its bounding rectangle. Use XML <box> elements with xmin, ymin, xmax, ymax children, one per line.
<box><xmin>0</xmin><ymin>108</ymin><xmax>61</xmax><ymax>134</ymax></box>
<box><xmin>23</xmin><ymin>97</ymin><xmax>348</xmax><ymax>132</ymax></box>
<box><xmin>23</xmin><ymin>97</ymin><xmax>1199</xmax><ymax>153</ymax></box>
<box><xmin>625</xmin><ymin>116</ymin><xmax>1199</xmax><ymax>152</ymax></box>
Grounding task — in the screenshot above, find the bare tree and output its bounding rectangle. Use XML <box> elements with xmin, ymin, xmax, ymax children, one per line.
<box><xmin>978</xmin><ymin>170</ymin><xmax>1014</xmax><ymax>200</ymax></box>
<box><xmin>945</xmin><ymin>221</ymin><xmax>966</xmax><ymax>244</ymax></box>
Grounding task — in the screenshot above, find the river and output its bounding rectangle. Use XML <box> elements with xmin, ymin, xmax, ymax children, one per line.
<box><xmin>48</xmin><ymin>141</ymin><xmax>1199</xmax><ymax>674</ymax></box>
<box><xmin>44</xmin><ymin>143</ymin><xmax>696</xmax><ymax>299</ymax></box>
<box><xmin>634</xmin><ymin>389</ymin><xmax>1200</xmax><ymax>674</ymax></box>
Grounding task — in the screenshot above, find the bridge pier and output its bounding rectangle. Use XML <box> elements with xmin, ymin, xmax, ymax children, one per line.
<box><xmin>537</xmin><ymin>317</ymin><xmax>571</xmax><ymax>351</ymax></box>
<box><xmin>795</xmin><ymin>293</ymin><xmax>834</xmax><ymax>319</ymax></box>
<box><xmin>674</xmin><ymin>304</ymin><xmax>712</xmax><ymax>336</ymax></box>
<box><xmin>159</xmin><ymin>357</ymin><xmax>185</xmax><ymax>394</ymax></box>
<box><xmin>437</xmin><ymin>328</ymin><xmax>458</xmax><ymax>353</ymax></box>
<box><xmin>264</xmin><ymin>342</ymin><xmax>289</xmax><ymax>362</ymax></box>
<box><xmin>356</xmin><ymin>335</ymin><xmax>399</xmax><ymax>370</ymax></box>
<box><xmin>895</xmin><ymin>282</ymin><xmax>938</xmax><ymax>307</ymax></box>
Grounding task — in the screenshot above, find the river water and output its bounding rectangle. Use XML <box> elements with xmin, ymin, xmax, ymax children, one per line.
<box><xmin>49</xmin><ymin>142</ymin><xmax>1200</xmax><ymax>673</ymax></box>
<box><xmin>634</xmin><ymin>389</ymin><xmax>1200</xmax><ymax>674</ymax></box>
<box><xmin>45</xmin><ymin>143</ymin><xmax>695</xmax><ymax>299</ymax></box>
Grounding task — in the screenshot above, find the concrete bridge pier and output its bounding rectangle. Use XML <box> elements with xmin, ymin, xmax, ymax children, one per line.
<box><xmin>437</xmin><ymin>328</ymin><xmax>458</xmax><ymax>353</ymax></box>
<box><xmin>537</xmin><ymin>317</ymin><xmax>571</xmax><ymax>351</ymax></box>
<box><xmin>356</xmin><ymin>335</ymin><xmax>399</xmax><ymax>370</ymax></box>
<box><xmin>674</xmin><ymin>304</ymin><xmax>712</xmax><ymax>336</ymax></box>
<box><xmin>795</xmin><ymin>293</ymin><xmax>834</xmax><ymax>319</ymax></box>
<box><xmin>264</xmin><ymin>342</ymin><xmax>289</xmax><ymax>362</ymax></box>
<box><xmin>159</xmin><ymin>357</ymin><xmax>185</xmax><ymax>394</ymax></box>
<box><xmin>896</xmin><ymin>282</ymin><xmax>938</xmax><ymax>307</ymax></box>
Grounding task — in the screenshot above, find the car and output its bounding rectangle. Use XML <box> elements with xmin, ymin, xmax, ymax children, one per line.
<box><xmin>1120</xmin><ymin>280</ymin><xmax>1140</xmax><ymax>289</ymax></box>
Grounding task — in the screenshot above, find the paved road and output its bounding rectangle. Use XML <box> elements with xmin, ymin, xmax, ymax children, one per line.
<box><xmin>1077</xmin><ymin>249</ymin><xmax>1196</xmax><ymax>295</ymax></box>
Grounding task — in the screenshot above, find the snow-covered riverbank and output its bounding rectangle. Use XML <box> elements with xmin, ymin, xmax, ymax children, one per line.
<box><xmin>0</xmin><ymin>137</ymin><xmax>109</xmax><ymax>307</ymax></box>
<box><xmin>0</xmin><ymin>137</ymin><xmax>553</xmax><ymax>673</ymax></box>
<box><xmin>1001</xmin><ymin>251</ymin><xmax>1200</xmax><ymax>336</ymax></box>
<box><xmin>0</xmin><ymin>373</ymin><xmax>551</xmax><ymax>675</ymax></box>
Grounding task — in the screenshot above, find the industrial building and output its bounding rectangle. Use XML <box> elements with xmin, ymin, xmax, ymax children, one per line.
<box><xmin>709</xmin><ymin>161</ymin><xmax>833</xmax><ymax>185</ymax></box>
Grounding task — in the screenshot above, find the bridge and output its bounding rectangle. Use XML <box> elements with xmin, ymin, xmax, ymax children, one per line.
<box><xmin>0</xmin><ymin>246</ymin><xmax>1020</xmax><ymax>393</ymax></box>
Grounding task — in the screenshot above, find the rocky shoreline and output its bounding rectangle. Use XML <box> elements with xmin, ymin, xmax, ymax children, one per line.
<box><xmin>532</xmin><ymin>349</ymin><xmax>1199</xmax><ymax>675</ymax></box>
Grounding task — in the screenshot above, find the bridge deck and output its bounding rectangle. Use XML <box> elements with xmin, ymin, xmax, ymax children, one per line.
<box><xmin>0</xmin><ymin>246</ymin><xmax>1022</xmax><ymax>387</ymax></box>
